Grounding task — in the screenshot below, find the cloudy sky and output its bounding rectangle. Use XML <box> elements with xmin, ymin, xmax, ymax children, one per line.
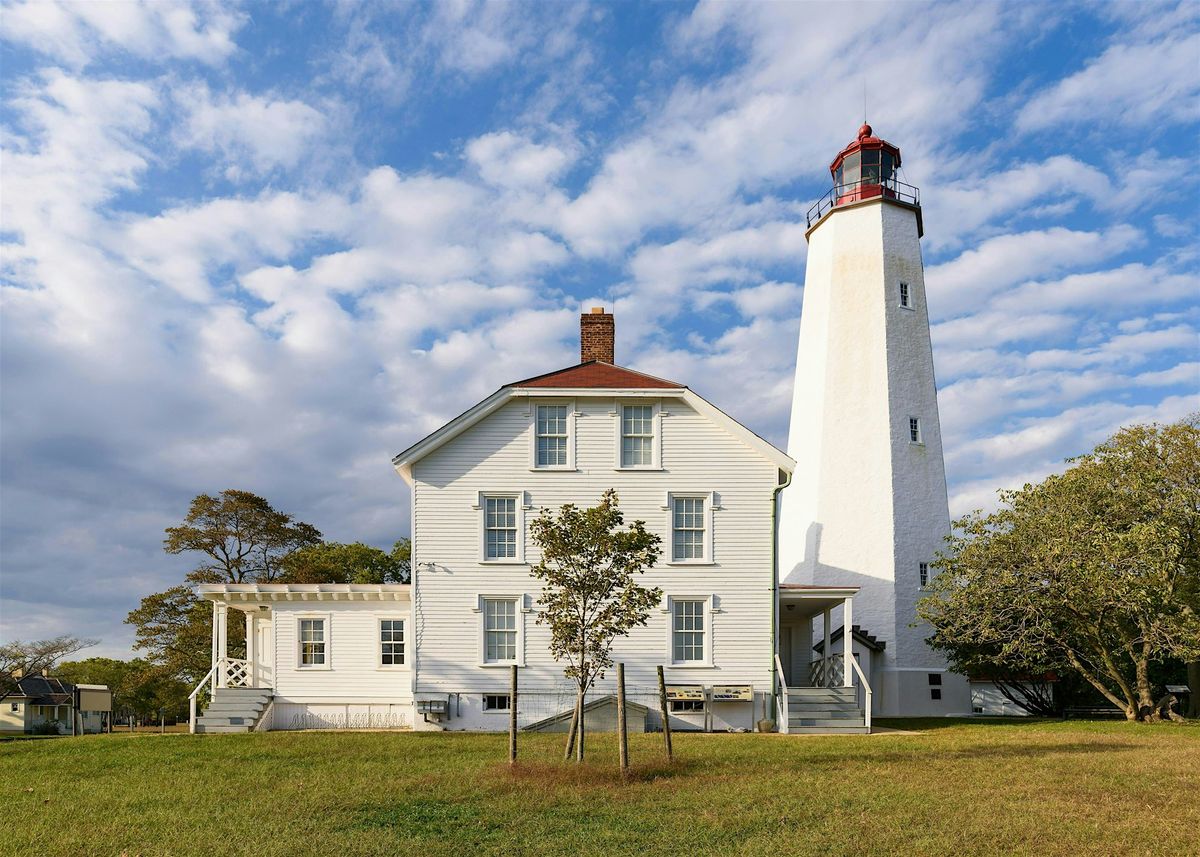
<box><xmin>2</xmin><ymin>0</ymin><xmax>1197</xmax><ymax>657</ymax></box>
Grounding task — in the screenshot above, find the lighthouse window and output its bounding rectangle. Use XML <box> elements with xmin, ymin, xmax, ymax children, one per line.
<box><xmin>899</xmin><ymin>282</ymin><xmax>911</xmax><ymax>308</ymax></box>
<box><xmin>842</xmin><ymin>151</ymin><xmax>860</xmax><ymax>185</ymax></box>
<box><xmin>909</xmin><ymin>417</ymin><xmax>923</xmax><ymax>444</ymax></box>
<box><xmin>861</xmin><ymin>149</ymin><xmax>880</xmax><ymax>185</ymax></box>
<box><xmin>919</xmin><ymin>562</ymin><xmax>930</xmax><ymax>588</ymax></box>
<box><xmin>881</xmin><ymin>151</ymin><xmax>895</xmax><ymax>182</ymax></box>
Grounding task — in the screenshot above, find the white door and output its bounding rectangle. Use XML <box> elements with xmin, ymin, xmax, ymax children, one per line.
<box><xmin>255</xmin><ymin>617</ymin><xmax>274</xmax><ymax>688</ymax></box>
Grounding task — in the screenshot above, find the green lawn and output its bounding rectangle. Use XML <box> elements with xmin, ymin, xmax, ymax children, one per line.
<box><xmin>3</xmin><ymin>719</ymin><xmax>1197</xmax><ymax>856</ymax></box>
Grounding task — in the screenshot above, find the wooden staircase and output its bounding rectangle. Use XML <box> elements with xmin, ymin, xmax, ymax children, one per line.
<box><xmin>195</xmin><ymin>687</ymin><xmax>273</xmax><ymax>733</ymax></box>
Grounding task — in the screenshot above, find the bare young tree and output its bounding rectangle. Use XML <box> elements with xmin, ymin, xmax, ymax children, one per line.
<box><xmin>0</xmin><ymin>636</ymin><xmax>97</xmax><ymax>701</ymax></box>
<box><xmin>529</xmin><ymin>490</ymin><xmax>662</xmax><ymax>762</ymax></box>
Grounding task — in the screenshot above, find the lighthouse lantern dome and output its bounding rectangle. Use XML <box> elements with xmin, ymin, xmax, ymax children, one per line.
<box><xmin>831</xmin><ymin>123</ymin><xmax>902</xmax><ymax>200</ymax></box>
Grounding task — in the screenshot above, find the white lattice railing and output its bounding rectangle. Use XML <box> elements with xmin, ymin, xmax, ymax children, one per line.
<box><xmin>809</xmin><ymin>655</ymin><xmax>844</xmax><ymax>688</ymax></box>
<box><xmin>221</xmin><ymin>658</ymin><xmax>250</xmax><ymax>688</ymax></box>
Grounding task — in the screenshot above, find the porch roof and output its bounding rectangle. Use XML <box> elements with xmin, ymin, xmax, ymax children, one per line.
<box><xmin>779</xmin><ymin>584</ymin><xmax>859</xmax><ymax>618</ymax></box>
<box><xmin>197</xmin><ymin>583</ymin><xmax>410</xmax><ymax>605</ymax></box>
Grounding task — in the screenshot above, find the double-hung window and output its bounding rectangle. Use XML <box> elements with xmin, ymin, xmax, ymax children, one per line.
<box><xmin>899</xmin><ymin>281</ymin><xmax>911</xmax><ymax>308</ymax></box>
<box><xmin>484</xmin><ymin>598</ymin><xmax>518</xmax><ymax>663</ymax></box>
<box><xmin>672</xmin><ymin>600</ymin><xmax>706</xmax><ymax>664</ymax></box>
<box><xmin>299</xmin><ymin>618</ymin><xmax>326</xmax><ymax>667</ymax></box>
<box><xmin>380</xmin><ymin>619</ymin><xmax>405</xmax><ymax>666</ymax></box>
<box><xmin>535</xmin><ymin>405</ymin><xmax>568</xmax><ymax>467</ymax></box>
<box><xmin>919</xmin><ymin>562</ymin><xmax>930</xmax><ymax>588</ymax></box>
<box><xmin>672</xmin><ymin>496</ymin><xmax>706</xmax><ymax>561</ymax></box>
<box><xmin>484</xmin><ymin>496</ymin><xmax>518</xmax><ymax>560</ymax></box>
<box><xmin>908</xmin><ymin>417</ymin><xmax>922</xmax><ymax>444</ymax></box>
<box><xmin>621</xmin><ymin>405</ymin><xmax>655</xmax><ymax>467</ymax></box>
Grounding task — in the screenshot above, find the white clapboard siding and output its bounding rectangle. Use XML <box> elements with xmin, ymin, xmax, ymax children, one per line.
<box><xmin>411</xmin><ymin>395</ymin><xmax>780</xmax><ymax>730</ymax></box>
<box><xmin>271</xmin><ymin>602</ymin><xmax>412</xmax><ymax>702</ymax></box>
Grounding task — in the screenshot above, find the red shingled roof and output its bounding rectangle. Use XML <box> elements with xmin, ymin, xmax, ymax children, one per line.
<box><xmin>511</xmin><ymin>361</ymin><xmax>684</xmax><ymax>389</ymax></box>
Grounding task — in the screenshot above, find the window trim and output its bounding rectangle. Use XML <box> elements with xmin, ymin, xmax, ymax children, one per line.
<box><xmin>296</xmin><ymin>613</ymin><xmax>331</xmax><ymax>670</ymax></box>
<box><xmin>664</xmin><ymin>491</ymin><xmax>716</xmax><ymax>565</ymax></box>
<box><xmin>376</xmin><ymin>616</ymin><xmax>407</xmax><ymax>669</ymax></box>
<box><xmin>476</xmin><ymin>491</ymin><xmax>528</xmax><ymax>564</ymax></box>
<box><xmin>482</xmin><ymin>693</ymin><xmax>512</xmax><ymax>713</ymax></box>
<box><xmin>919</xmin><ymin>562</ymin><xmax>930</xmax><ymax>589</ymax></box>
<box><xmin>898</xmin><ymin>281</ymin><xmax>914</xmax><ymax>310</ymax></box>
<box><xmin>474</xmin><ymin>594</ymin><xmax>528</xmax><ymax>667</ymax></box>
<box><xmin>529</xmin><ymin>399</ymin><xmax>576</xmax><ymax>471</ymax></box>
<box><xmin>615</xmin><ymin>400</ymin><xmax>663</xmax><ymax>471</ymax></box>
<box><xmin>907</xmin><ymin>416</ymin><xmax>923</xmax><ymax>445</ymax></box>
<box><xmin>664</xmin><ymin>595</ymin><xmax>715</xmax><ymax>668</ymax></box>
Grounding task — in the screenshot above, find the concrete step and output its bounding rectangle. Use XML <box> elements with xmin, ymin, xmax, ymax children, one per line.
<box><xmin>786</xmin><ymin>725</ymin><xmax>870</xmax><ymax>735</ymax></box>
<box><xmin>212</xmin><ymin>688</ymin><xmax>273</xmax><ymax>699</ymax></box>
<box><xmin>197</xmin><ymin>715</ymin><xmax>257</xmax><ymax>727</ymax></box>
<box><xmin>784</xmin><ymin>708</ymin><xmax>862</xmax><ymax>719</ymax></box>
<box><xmin>790</xmin><ymin>717</ymin><xmax>867</xmax><ymax>728</ymax></box>
<box><xmin>204</xmin><ymin>701</ymin><xmax>268</xmax><ymax>715</ymax></box>
<box><xmin>195</xmin><ymin>723</ymin><xmax>253</xmax><ymax>734</ymax></box>
<box><xmin>788</xmin><ymin>689</ymin><xmax>857</xmax><ymax>699</ymax></box>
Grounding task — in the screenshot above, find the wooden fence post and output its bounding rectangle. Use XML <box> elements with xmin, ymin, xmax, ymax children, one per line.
<box><xmin>617</xmin><ymin>663</ymin><xmax>629</xmax><ymax>775</ymax></box>
<box><xmin>657</xmin><ymin>665</ymin><xmax>673</xmax><ymax>763</ymax></box>
<box><xmin>508</xmin><ymin>665</ymin><xmax>518</xmax><ymax>765</ymax></box>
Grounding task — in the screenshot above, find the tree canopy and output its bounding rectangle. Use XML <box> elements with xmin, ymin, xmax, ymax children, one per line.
<box><xmin>918</xmin><ymin>416</ymin><xmax>1200</xmax><ymax>721</ymax></box>
<box><xmin>529</xmin><ymin>489</ymin><xmax>662</xmax><ymax>761</ymax></box>
<box><xmin>164</xmin><ymin>489</ymin><xmax>322</xmax><ymax>584</ymax></box>
<box><xmin>278</xmin><ymin>539</ymin><xmax>411</xmax><ymax>584</ymax></box>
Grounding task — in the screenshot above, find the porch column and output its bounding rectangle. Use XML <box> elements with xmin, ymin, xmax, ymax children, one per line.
<box><xmin>842</xmin><ymin>597</ymin><xmax>853</xmax><ymax>688</ymax></box>
<box><xmin>245</xmin><ymin>611</ymin><xmax>255</xmax><ymax>687</ymax></box>
<box><xmin>216</xmin><ymin>603</ymin><xmax>229</xmax><ymax>689</ymax></box>
<box><xmin>822</xmin><ymin>608</ymin><xmax>832</xmax><ymax>688</ymax></box>
<box><xmin>210</xmin><ymin>600</ymin><xmax>219</xmax><ymax>694</ymax></box>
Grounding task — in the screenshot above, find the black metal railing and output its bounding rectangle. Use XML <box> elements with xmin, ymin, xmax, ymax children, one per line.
<box><xmin>806</xmin><ymin>177</ymin><xmax>921</xmax><ymax>228</ymax></box>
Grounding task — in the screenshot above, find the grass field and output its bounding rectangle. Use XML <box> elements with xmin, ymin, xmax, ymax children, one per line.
<box><xmin>3</xmin><ymin>718</ymin><xmax>1197</xmax><ymax>856</ymax></box>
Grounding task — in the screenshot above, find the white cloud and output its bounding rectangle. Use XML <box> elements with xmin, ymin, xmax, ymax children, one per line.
<box><xmin>1</xmin><ymin>0</ymin><xmax>244</xmax><ymax>68</ymax></box>
<box><xmin>1016</xmin><ymin>30</ymin><xmax>1200</xmax><ymax>132</ymax></box>
<box><xmin>176</xmin><ymin>84</ymin><xmax>330</xmax><ymax>179</ymax></box>
<box><xmin>466</xmin><ymin>131</ymin><xmax>575</xmax><ymax>189</ymax></box>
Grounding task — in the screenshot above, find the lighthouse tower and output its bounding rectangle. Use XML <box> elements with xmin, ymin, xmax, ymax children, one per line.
<box><xmin>778</xmin><ymin>125</ymin><xmax>968</xmax><ymax>716</ymax></box>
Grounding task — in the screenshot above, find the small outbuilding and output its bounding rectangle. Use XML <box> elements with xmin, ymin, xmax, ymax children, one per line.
<box><xmin>523</xmin><ymin>695</ymin><xmax>649</xmax><ymax>734</ymax></box>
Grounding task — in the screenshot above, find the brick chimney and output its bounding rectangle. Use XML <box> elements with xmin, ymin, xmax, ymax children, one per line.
<box><xmin>580</xmin><ymin>307</ymin><xmax>614</xmax><ymax>364</ymax></box>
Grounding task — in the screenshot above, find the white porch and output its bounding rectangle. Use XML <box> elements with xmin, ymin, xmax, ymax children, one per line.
<box><xmin>776</xmin><ymin>585</ymin><xmax>873</xmax><ymax>733</ymax></box>
<box><xmin>190</xmin><ymin>583</ymin><xmax>411</xmax><ymax>733</ymax></box>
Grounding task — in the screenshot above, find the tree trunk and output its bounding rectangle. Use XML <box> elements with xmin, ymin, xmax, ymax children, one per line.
<box><xmin>575</xmin><ymin>687</ymin><xmax>586</xmax><ymax>763</ymax></box>
<box><xmin>1065</xmin><ymin>649</ymin><xmax>1137</xmax><ymax>720</ymax></box>
<box><xmin>564</xmin><ymin>696</ymin><xmax>580</xmax><ymax>761</ymax></box>
<box><xmin>1189</xmin><ymin>661</ymin><xmax>1200</xmax><ymax>718</ymax></box>
<box><xmin>1134</xmin><ymin>642</ymin><xmax>1157</xmax><ymax>721</ymax></box>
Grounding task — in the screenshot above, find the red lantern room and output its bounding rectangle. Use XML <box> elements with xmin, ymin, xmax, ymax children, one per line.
<box><xmin>831</xmin><ymin>123</ymin><xmax>901</xmax><ymax>205</ymax></box>
<box><xmin>806</xmin><ymin>124</ymin><xmax>921</xmax><ymax>235</ymax></box>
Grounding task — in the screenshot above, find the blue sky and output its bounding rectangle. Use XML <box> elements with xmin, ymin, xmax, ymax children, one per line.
<box><xmin>1</xmin><ymin>0</ymin><xmax>1197</xmax><ymax>658</ymax></box>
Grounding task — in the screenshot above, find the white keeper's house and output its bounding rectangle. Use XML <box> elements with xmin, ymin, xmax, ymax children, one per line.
<box><xmin>194</xmin><ymin>124</ymin><xmax>972</xmax><ymax>734</ymax></box>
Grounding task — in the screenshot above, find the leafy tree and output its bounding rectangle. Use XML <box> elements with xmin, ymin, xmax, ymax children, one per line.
<box><xmin>918</xmin><ymin>416</ymin><xmax>1200</xmax><ymax>722</ymax></box>
<box><xmin>0</xmin><ymin>636</ymin><xmax>97</xmax><ymax>701</ymax></box>
<box><xmin>128</xmin><ymin>490</ymin><xmax>322</xmax><ymax>688</ymax></box>
<box><xmin>164</xmin><ymin>489</ymin><xmax>322</xmax><ymax>584</ymax></box>
<box><xmin>529</xmin><ymin>490</ymin><xmax>662</xmax><ymax>761</ymax></box>
<box><xmin>279</xmin><ymin>539</ymin><xmax>412</xmax><ymax>584</ymax></box>
<box><xmin>56</xmin><ymin>657</ymin><xmax>190</xmax><ymax>723</ymax></box>
<box><xmin>125</xmin><ymin>586</ymin><xmax>221</xmax><ymax>687</ymax></box>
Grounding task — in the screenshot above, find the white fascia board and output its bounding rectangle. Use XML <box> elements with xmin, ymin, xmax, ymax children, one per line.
<box><xmin>196</xmin><ymin>583</ymin><xmax>411</xmax><ymax>602</ymax></box>
<box><xmin>391</xmin><ymin>387</ymin><xmax>518</xmax><ymax>484</ymax></box>
<box><xmin>681</xmin><ymin>390</ymin><xmax>796</xmax><ymax>472</ymax></box>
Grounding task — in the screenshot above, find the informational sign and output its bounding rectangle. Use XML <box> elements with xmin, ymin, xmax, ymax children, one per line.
<box><xmin>665</xmin><ymin>684</ymin><xmax>706</xmax><ymax>701</ymax></box>
<box><xmin>1166</xmin><ymin>685</ymin><xmax>1190</xmax><ymax>694</ymax></box>
<box><xmin>710</xmin><ymin>685</ymin><xmax>753</xmax><ymax>702</ymax></box>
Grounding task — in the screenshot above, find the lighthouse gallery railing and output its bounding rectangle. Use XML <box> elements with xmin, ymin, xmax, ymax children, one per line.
<box><xmin>806</xmin><ymin>177</ymin><xmax>921</xmax><ymax>228</ymax></box>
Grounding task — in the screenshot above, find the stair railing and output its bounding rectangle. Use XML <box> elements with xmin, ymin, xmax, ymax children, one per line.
<box><xmin>847</xmin><ymin>656</ymin><xmax>873</xmax><ymax>733</ymax></box>
<box><xmin>189</xmin><ymin>665</ymin><xmax>217</xmax><ymax>734</ymax></box>
<box><xmin>774</xmin><ymin>653</ymin><xmax>790</xmax><ymax>735</ymax></box>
